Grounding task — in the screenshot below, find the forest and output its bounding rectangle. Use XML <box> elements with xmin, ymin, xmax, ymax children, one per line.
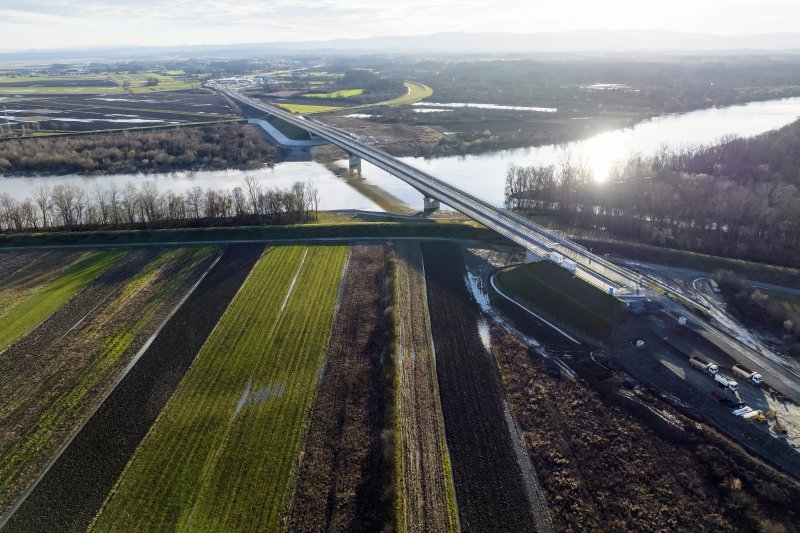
<box><xmin>0</xmin><ymin>177</ymin><xmax>319</xmax><ymax>232</ymax></box>
<box><xmin>505</xmin><ymin>119</ymin><xmax>800</xmax><ymax>267</ymax></box>
<box><xmin>0</xmin><ymin>123</ymin><xmax>280</xmax><ymax>176</ymax></box>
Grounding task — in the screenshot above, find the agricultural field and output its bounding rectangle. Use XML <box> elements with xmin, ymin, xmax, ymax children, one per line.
<box><xmin>276</xmin><ymin>103</ymin><xmax>342</xmax><ymax>114</ymax></box>
<box><xmin>394</xmin><ymin>242</ymin><xmax>458</xmax><ymax>532</ymax></box>
<box><xmin>496</xmin><ymin>260</ymin><xmax>622</xmax><ymax>340</ymax></box>
<box><xmin>0</xmin><ymin>247</ymin><xmax>218</xmax><ymax>515</ymax></box>
<box><xmin>0</xmin><ymin>249</ymin><xmax>124</xmax><ymax>353</ymax></box>
<box><xmin>491</xmin><ymin>322</ymin><xmax>800</xmax><ymax>531</ymax></box>
<box><xmin>287</xmin><ymin>244</ymin><xmax>392</xmax><ymax>531</ymax></box>
<box><xmin>0</xmin><ymin>90</ymin><xmax>238</xmax><ymax>135</ymax></box>
<box><xmin>5</xmin><ymin>244</ymin><xmax>262</xmax><ymax>531</ymax></box>
<box><xmin>91</xmin><ymin>245</ymin><xmax>346</xmax><ymax>532</ymax></box>
<box><xmin>303</xmin><ymin>88</ymin><xmax>364</xmax><ymax>98</ymax></box>
<box><xmin>0</xmin><ymin>76</ymin><xmax>122</xmax><ymax>95</ymax></box>
<box><xmin>109</xmin><ymin>72</ymin><xmax>200</xmax><ymax>93</ymax></box>
<box><xmin>421</xmin><ymin>242</ymin><xmax>538</xmax><ymax>532</ymax></box>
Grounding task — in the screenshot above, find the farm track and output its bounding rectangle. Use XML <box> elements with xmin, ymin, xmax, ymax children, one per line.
<box><xmin>287</xmin><ymin>244</ymin><xmax>391</xmax><ymax>532</ymax></box>
<box><xmin>91</xmin><ymin>245</ymin><xmax>346</xmax><ymax>532</ymax></box>
<box><xmin>0</xmin><ymin>247</ymin><xmax>218</xmax><ymax>515</ymax></box>
<box><xmin>394</xmin><ymin>241</ymin><xmax>458</xmax><ymax>533</ymax></box>
<box><xmin>3</xmin><ymin>244</ymin><xmax>262</xmax><ymax>532</ymax></box>
<box><xmin>421</xmin><ymin>242</ymin><xmax>536</xmax><ymax>532</ymax></box>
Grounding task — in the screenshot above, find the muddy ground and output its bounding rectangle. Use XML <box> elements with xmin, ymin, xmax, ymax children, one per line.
<box><xmin>287</xmin><ymin>244</ymin><xmax>391</xmax><ymax>532</ymax></box>
<box><xmin>492</xmin><ymin>320</ymin><xmax>800</xmax><ymax>531</ymax></box>
<box><xmin>4</xmin><ymin>244</ymin><xmax>264</xmax><ymax>532</ymax></box>
<box><xmin>421</xmin><ymin>242</ymin><xmax>536</xmax><ymax>532</ymax></box>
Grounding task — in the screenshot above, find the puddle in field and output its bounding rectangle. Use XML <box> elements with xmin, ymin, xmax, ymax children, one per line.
<box><xmin>233</xmin><ymin>378</ymin><xmax>253</xmax><ymax>419</ymax></box>
<box><xmin>477</xmin><ymin>317</ymin><xmax>491</xmax><ymax>351</ymax></box>
<box><xmin>250</xmin><ymin>382</ymin><xmax>286</xmax><ymax>403</ymax></box>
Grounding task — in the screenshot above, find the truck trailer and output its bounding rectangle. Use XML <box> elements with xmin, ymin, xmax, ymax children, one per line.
<box><xmin>689</xmin><ymin>355</ymin><xmax>719</xmax><ymax>375</ymax></box>
<box><xmin>732</xmin><ymin>363</ymin><xmax>763</xmax><ymax>385</ymax></box>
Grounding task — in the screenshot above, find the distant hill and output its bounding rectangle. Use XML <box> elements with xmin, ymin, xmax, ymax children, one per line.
<box><xmin>4</xmin><ymin>30</ymin><xmax>800</xmax><ymax>61</ymax></box>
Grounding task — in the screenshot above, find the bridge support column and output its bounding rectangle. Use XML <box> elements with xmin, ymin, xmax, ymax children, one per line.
<box><xmin>348</xmin><ymin>153</ymin><xmax>361</xmax><ymax>172</ymax></box>
<box><xmin>424</xmin><ymin>197</ymin><xmax>440</xmax><ymax>211</ymax></box>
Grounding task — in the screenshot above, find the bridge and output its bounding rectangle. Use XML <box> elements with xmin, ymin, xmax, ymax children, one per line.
<box><xmin>221</xmin><ymin>88</ymin><xmax>649</xmax><ymax>297</ymax></box>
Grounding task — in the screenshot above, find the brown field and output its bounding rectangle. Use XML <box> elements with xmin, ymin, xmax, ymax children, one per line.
<box><xmin>287</xmin><ymin>244</ymin><xmax>392</xmax><ymax>531</ymax></box>
<box><xmin>421</xmin><ymin>242</ymin><xmax>536</xmax><ymax>532</ymax></box>
<box><xmin>0</xmin><ymin>247</ymin><xmax>218</xmax><ymax>514</ymax></box>
<box><xmin>394</xmin><ymin>241</ymin><xmax>458</xmax><ymax>532</ymax></box>
<box><xmin>491</xmin><ymin>322</ymin><xmax>800</xmax><ymax>532</ymax></box>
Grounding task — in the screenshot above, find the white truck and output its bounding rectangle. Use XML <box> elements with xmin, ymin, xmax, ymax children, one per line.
<box><xmin>689</xmin><ymin>355</ymin><xmax>719</xmax><ymax>375</ymax></box>
<box><xmin>732</xmin><ymin>363</ymin><xmax>763</xmax><ymax>385</ymax></box>
<box><xmin>562</xmin><ymin>258</ymin><xmax>577</xmax><ymax>274</ymax></box>
<box><xmin>549</xmin><ymin>251</ymin><xmax>563</xmax><ymax>265</ymax></box>
<box><xmin>715</xmin><ymin>373</ymin><xmax>739</xmax><ymax>392</ymax></box>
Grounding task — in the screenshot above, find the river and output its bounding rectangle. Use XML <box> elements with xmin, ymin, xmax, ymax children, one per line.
<box><xmin>3</xmin><ymin>96</ymin><xmax>800</xmax><ymax>209</ymax></box>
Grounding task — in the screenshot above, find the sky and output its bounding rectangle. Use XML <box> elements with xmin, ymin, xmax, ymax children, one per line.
<box><xmin>0</xmin><ymin>0</ymin><xmax>797</xmax><ymax>50</ymax></box>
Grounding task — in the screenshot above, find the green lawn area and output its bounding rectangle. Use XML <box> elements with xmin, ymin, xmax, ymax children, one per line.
<box><xmin>0</xmin><ymin>220</ymin><xmax>496</xmax><ymax>248</ymax></box>
<box><xmin>303</xmin><ymin>88</ymin><xmax>364</xmax><ymax>98</ymax></box>
<box><xmin>0</xmin><ymin>86</ymin><xmax>124</xmax><ymax>95</ymax></box>
<box><xmin>276</xmin><ymin>103</ymin><xmax>343</xmax><ymax>114</ymax></box>
<box><xmin>496</xmin><ymin>260</ymin><xmax>622</xmax><ymax>341</ymax></box>
<box><xmin>0</xmin><ymin>250</ymin><xmax>124</xmax><ymax>353</ymax></box>
<box><xmin>91</xmin><ymin>245</ymin><xmax>347</xmax><ymax>532</ymax></box>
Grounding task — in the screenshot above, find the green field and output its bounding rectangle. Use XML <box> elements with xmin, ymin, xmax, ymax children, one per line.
<box><xmin>91</xmin><ymin>245</ymin><xmax>347</xmax><ymax>532</ymax></box>
<box><xmin>496</xmin><ymin>260</ymin><xmax>622</xmax><ymax>341</ymax></box>
<box><xmin>0</xmin><ymin>86</ymin><xmax>124</xmax><ymax>95</ymax></box>
<box><xmin>276</xmin><ymin>103</ymin><xmax>343</xmax><ymax>114</ymax></box>
<box><xmin>0</xmin><ymin>250</ymin><xmax>124</xmax><ymax>353</ymax></box>
<box><xmin>303</xmin><ymin>88</ymin><xmax>364</xmax><ymax>98</ymax></box>
<box><xmin>112</xmin><ymin>72</ymin><xmax>200</xmax><ymax>93</ymax></box>
<box><xmin>0</xmin><ymin>247</ymin><xmax>215</xmax><ymax>508</ymax></box>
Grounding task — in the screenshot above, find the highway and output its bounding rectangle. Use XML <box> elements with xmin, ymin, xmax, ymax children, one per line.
<box><xmin>222</xmin><ymin>87</ymin><xmax>651</xmax><ymax>296</ymax></box>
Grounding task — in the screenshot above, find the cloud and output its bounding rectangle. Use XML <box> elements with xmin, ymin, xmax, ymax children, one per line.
<box><xmin>0</xmin><ymin>0</ymin><xmax>798</xmax><ymax>50</ymax></box>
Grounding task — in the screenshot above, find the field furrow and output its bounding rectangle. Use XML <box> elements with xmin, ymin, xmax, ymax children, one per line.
<box><xmin>0</xmin><ymin>246</ymin><xmax>218</xmax><ymax>515</ymax></box>
<box><xmin>4</xmin><ymin>244</ymin><xmax>263</xmax><ymax>532</ymax></box>
<box><xmin>394</xmin><ymin>241</ymin><xmax>458</xmax><ymax>533</ymax></box>
<box><xmin>287</xmin><ymin>244</ymin><xmax>392</xmax><ymax>531</ymax></box>
<box><xmin>0</xmin><ymin>249</ymin><xmax>125</xmax><ymax>353</ymax></box>
<box><xmin>91</xmin><ymin>245</ymin><xmax>347</xmax><ymax>532</ymax></box>
<box><xmin>421</xmin><ymin>242</ymin><xmax>537</xmax><ymax>533</ymax></box>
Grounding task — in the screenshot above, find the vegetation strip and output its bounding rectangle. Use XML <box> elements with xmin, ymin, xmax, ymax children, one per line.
<box><xmin>0</xmin><ymin>249</ymin><xmax>124</xmax><ymax>353</ymax></box>
<box><xmin>3</xmin><ymin>244</ymin><xmax>262</xmax><ymax>532</ymax></box>
<box><xmin>287</xmin><ymin>244</ymin><xmax>393</xmax><ymax>531</ymax></box>
<box><xmin>0</xmin><ymin>247</ymin><xmax>216</xmax><ymax>515</ymax></box>
<box><xmin>421</xmin><ymin>242</ymin><xmax>537</xmax><ymax>532</ymax></box>
<box><xmin>91</xmin><ymin>245</ymin><xmax>347</xmax><ymax>532</ymax></box>
<box><xmin>394</xmin><ymin>241</ymin><xmax>459</xmax><ymax>532</ymax></box>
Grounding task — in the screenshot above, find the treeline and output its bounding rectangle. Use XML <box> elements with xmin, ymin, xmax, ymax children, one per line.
<box><xmin>0</xmin><ymin>177</ymin><xmax>319</xmax><ymax>232</ymax></box>
<box><xmin>505</xmin><ymin>120</ymin><xmax>800</xmax><ymax>267</ymax></box>
<box><xmin>714</xmin><ymin>270</ymin><xmax>800</xmax><ymax>359</ymax></box>
<box><xmin>0</xmin><ymin>123</ymin><xmax>280</xmax><ymax>176</ymax></box>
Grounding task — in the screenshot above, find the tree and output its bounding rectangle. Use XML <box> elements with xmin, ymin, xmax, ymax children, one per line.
<box><xmin>145</xmin><ymin>76</ymin><xmax>160</xmax><ymax>87</ymax></box>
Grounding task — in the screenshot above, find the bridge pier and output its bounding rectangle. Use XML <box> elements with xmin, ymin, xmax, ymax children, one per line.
<box><xmin>348</xmin><ymin>153</ymin><xmax>362</xmax><ymax>173</ymax></box>
<box><xmin>424</xmin><ymin>197</ymin><xmax>440</xmax><ymax>211</ymax></box>
<box><xmin>524</xmin><ymin>249</ymin><xmax>544</xmax><ymax>263</ymax></box>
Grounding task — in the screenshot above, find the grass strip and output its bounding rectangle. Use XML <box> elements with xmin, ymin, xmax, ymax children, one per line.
<box><xmin>0</xmin><ymin>250</ymin><xmax>124</xmax><ymax>353</ymax></box>
<box><xmin>91</xmin><ymin>245</ymin><xmax>346</xmax><ymax>532</ymax></box>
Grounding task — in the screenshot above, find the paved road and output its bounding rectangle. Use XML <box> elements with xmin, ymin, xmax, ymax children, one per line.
<box><xmin>220</xmin><ymin>86</ymin><xmax>656</xmax><ymax>297</ymax></box>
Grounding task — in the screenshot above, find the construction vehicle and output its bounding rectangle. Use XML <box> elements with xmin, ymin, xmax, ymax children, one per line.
<box><xmin>742</xmin><ymin>410</ymin><xmax>768</xmax><ymax>423</ymax></box>
<box><xmin>690</xmin><ymin>355</ymin><xmax>719</xmax><ymax>375</ymax></box>
<box><xmin>715</xmin><ymin>373</ymin><xmax>738</xmax><ymax>392</ymax></box>
<box><xmin>766</xmin><ymin>410</ymin><xmax>788</xmax><ymax>435</ymax></box>
<box><xmin>733</xmin><ymin>363</ymin><xmax>763</xmax><ymax>385</ymax></box>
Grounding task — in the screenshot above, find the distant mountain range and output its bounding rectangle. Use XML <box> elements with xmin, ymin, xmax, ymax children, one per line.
<box><xmin>4</xmin><ymin>30</ymin><xmax>800</xmax><ymax>62</ymax></box>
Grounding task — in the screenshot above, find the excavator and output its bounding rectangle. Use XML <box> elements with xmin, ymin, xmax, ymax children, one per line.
<box><xmin>765</xmin><ymin>409</ymin><xmax>788</xmax><ymax>435</ymax></box>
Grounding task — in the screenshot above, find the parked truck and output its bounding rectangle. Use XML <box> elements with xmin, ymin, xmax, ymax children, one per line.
<box><xmin>689</xmin><ymin>355</ymin><xmax>719</xmax><ymax>375</ymax></box>
<box><xmin>732</xmin><ymin>363</ymin><xmax>763</xmax><ymax>385</ymax></box>
<box><xmin>715</xmin><ymin>373</ymin><xmax>739</xmax><ymax>392</ymax></box>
